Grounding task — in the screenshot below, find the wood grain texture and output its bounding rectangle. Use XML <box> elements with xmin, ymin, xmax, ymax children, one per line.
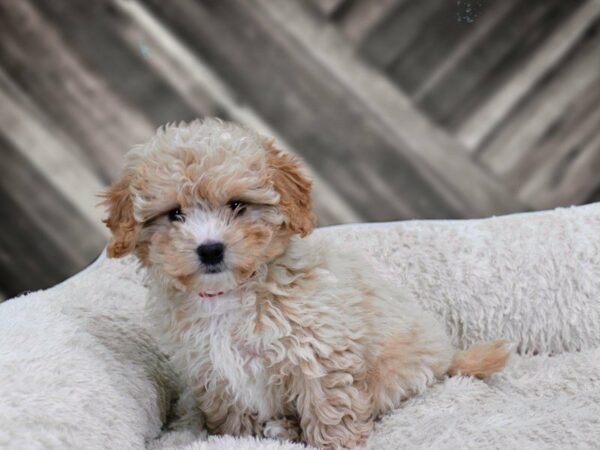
<box><xmin>31</xmin><ymin>0</ymin><xmax>215</xmax><ymax>126</ymax></box>
<box><xmin>479</xmin><ymin>19</ymin><xmax>600</xmax><ymax>185</ymax></box>
<box><xmin>458</xmin><ymin>0</ymin><xmax>600</xmax><ymax>151</ymax></box>
<box><xmin>307</xmin><ymin>0</ymin><xmax>349</xmax><ymax>17</ymax></box>
<box><xmin>0</xmin><ymin>69</ymin><xmax>108</xmax><ymax>233</ymax></box>
<box><xmin>416</xmin><ymin>0</ymin><xmax>584</xmax><ymax>130</ymax></box>
<box><xmin>143</xmin><ymin>0</ymin><xmax>461</xmax><ymax>220</ymax></box>
<box><xmin>0</xmin><ymin>0</ymin><xmax>155</xmax><ymax>182</ymax></box>
<box><xmin>0</xmin><ymin>0</ymin><xmax>597</xmax><ymax>298</ymax></box>
<box><xmin>334</xmin><ymin>0</ymin><xmax>402</xmax><ymax>43</ymax></box>
<box><xmin>257</xmin><ymin>0</ymin><xmax>525</xmax><ymax>217</ymax></box>
<box><xmin>0</xmin><ymin>132</ymin><xmax>105</xmax><ymax>295</ymax></box>
<box><xmin>359</xmin><ymin>0</ymin><xmax>443</xmax><ymax>69</ymax></box>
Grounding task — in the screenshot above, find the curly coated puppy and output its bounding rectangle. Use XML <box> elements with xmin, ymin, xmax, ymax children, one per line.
<box><xmin>102</xmin><ymin>119</ymin><xmax>509</xmax><ymax>449</ymax></box>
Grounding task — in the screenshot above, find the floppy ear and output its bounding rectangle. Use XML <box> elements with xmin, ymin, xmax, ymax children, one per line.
<box><xmin>100</xmin><ymin>172</ymin><xmax>139</xmax><ymax>258</ymax></box>
<box><xmin>266</xmin><ymin>141</ymin><xmax>315</xmax><ymax>236</ymax></box>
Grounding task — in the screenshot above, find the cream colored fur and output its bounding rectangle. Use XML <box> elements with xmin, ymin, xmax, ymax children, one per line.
<box><xmin>103</xmin><ymin>119</ymin><xmax>509</xmax><ymax>449</ymax></box>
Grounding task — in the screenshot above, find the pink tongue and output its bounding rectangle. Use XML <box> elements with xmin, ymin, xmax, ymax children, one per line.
<box><xmin>198</xmin><ymin>291</ymin><xmax>224</xmax><ymax>298</ymax></box>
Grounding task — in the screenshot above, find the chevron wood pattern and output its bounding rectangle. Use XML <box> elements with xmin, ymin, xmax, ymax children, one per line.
<box><xmin>0</xmin><ymin>0</ymin><xmax>598</xmax><ymax>297</ymax></box>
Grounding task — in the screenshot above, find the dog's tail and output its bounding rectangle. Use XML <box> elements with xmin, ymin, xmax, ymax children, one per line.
<box><xmin>447</xmin><ymin>340</ymin><xmax>511</xmax><ymax>379</ymax></box>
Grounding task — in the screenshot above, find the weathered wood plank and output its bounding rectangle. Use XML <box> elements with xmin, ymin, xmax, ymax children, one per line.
<box><xmin>0</xmin><ymin>0</ymin><xmax>154</xmax><ymax>182</ymax></box>
<box><xmin>143</xmin><ymin>0</ymin><xmax>471</xmax><ymax>220</ymax></box>
<box><xmin>415</xmin><ymin>0</ymin><xmax>583</xmax><ymax>130</ymax></box>
<box><xmin>395</xmin><ymin>0</ymin><xmax>517</xmax><ymax>100</ymax></box>
<box><xmin>458</xmin><ymin>0</ymin><xmax>600</xmax><ymax>151</ymax></box>
<box><xmin>0</xmin><ymin>133</ymin><xmax>105</xmax><ymax>296</ymax></box>
<box><xmin>0</xmin><ymin>142</ymin><xmax>105</xmax><ymax>269</ymax></box>
<box><xmin>307</xmin><ymin>0</ymin><xmax>349</xmax><ymax>17</ymax></box>
<box><xmin>0</xmin><ymin>0</ymin><xmax>596</xmax><ymax>300</ymax></box>
<box><xmin>31</xmin><ymin>0</ymin><xmax>214</xmax><ymax>126</ymax></box>
<box><xmin>24</xmin><ymin>0</ymin><xmax>360</xmax><ymax>226</ymax></box>
<box><xmin>585</xmin><ymin>184</ymin><xmax>600</xmax><ymax>205</ymax></box>
<box><xmin>333</xmin><ymin>0</ymin><xmax>401</xmax><ymax>43</ymax></box>
<box><xmin>247</xmin><ymin>0</ymin><xmax>526</xmax><ymax>217</ymax></box>
<box><xmin>513</xmin><ymin>67</ymin><xmax>600</xmax><ymax>208</ymax></box>
<box><xmin>0</xmin><ymin>186</ymin><xmax>58</xmax><ymax>295</ymax></box>
<box><xmin>0</xmin><ymin>70</ymin><xmax>108</xmax><ymax>234</ymax></box>
<box><xmin>520</xmin><ymin>111</ymin><xmax>600</xmax><ymax>209</ymax></box>
<box><xmin>111</xmin><ymin>0</ymin><xmax>362</xmax><ymax>225</ymax></box>
<box><xmin>478</xmin><ymin>22</ymin><xmax>600</xmax><ymax>184</ymax></box>
<box><xmin>358</xmin><ymin>0</ymin><xmax>443</xmax><ymax>69</ymax></box>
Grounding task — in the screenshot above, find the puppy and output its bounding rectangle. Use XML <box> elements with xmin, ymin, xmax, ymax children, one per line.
<box><xmin>102</xmin><ymin>119</ymin><xmax>510</xmax><ymax>449</ymax></box>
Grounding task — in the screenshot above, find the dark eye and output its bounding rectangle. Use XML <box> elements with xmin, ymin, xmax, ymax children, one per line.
<box><xmin>227</xmin><ymin>200</ymin><xmax>246</xmax><ymax>216</ymax></box>
<box><xmin>167</xmin><ymin>208</ymin><xmax>185</xmax><ymax>222</ymax></box>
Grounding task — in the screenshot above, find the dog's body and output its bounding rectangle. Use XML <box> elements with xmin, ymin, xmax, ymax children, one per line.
<box><xmin>103</xmin><ymin>119</ymin><xmax>509</xmax><ymax>449</ymax></box>
<box><xmin>148</xmin><ymin>236</ymin><xmax>456</xmax><ymax>445</ymax></box>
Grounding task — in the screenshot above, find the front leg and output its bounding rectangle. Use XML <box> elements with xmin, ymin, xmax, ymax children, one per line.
<box><xmin>201</xmin><ymin>386</ymin><xmax>262</xmax><ymax>436</ymax></box>
<box><xmin>296</xmin><ymin>370</ymin><xmax>374</xmax><ymax>449</ymax></box>
<box><xmin>167</xmin><ymin>386</ymin><xmax>206</xmax><ymax>435</ymax></box>
<box><xmin>151</xmin><ymin>386</ymin><xmax>206</xmax><ymax>448</ymax></box>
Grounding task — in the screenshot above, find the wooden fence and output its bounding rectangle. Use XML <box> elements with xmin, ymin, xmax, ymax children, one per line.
<box><xmin>0</xmin><ymin>0</ymin><xmax>598</xmax><ymax>298</ymax></box>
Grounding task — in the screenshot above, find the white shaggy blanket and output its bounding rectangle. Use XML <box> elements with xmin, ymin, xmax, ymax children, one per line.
<box><xmin>2</xmin><ymin>204</ymin><xmax>600</xmax><ymax>449</ymax></box>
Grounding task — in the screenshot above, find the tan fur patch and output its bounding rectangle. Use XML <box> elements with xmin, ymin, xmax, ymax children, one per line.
<box><xmin>136</xmin><ymin>241</ymin><xmax>150</xmax><ymax>266</ymax></box>
<box><xmin>266</xmin><ymin>141</ymin><xmax>315</xmax><ymax>237</ymax></box>
<box><xmin>370</xmin><ymin>329</ymin><xmax>447</xmax><ymax>388</ymax></box>
<box><xmin>448</xmin><ymin>340</ymin><xmax>510</xmax><ymax>379</ymax></box>
<box><xmin>100</xmin><ymin>172</ymin><xmax>138</xmax><ymax>258</ymax></box>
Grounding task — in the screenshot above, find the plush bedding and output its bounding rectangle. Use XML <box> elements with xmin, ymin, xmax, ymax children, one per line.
<box><xmin>1</xmin><ymin>204</ymin><xmax>599</xmax><ymax>449</ymax></box>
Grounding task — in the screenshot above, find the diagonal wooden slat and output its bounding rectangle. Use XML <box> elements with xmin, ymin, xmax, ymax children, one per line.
<box><xmin>113</xmin><ymin>0</ymin><xmax>362</xmax><ymax>225</ymax></box>
<box><xmin>307</xmin><ymin>0</ymin><xmax>349</xmax><ymax>17</ymax></box>
<box><xmin>251</xmin><ymin>0</ymin><xmax>525</xmax><ymax>217</ymax></box>
<box><xmin>0</xmin><ymin>0</ymin><xmax>595</xmax><ymax>298</ymax></box>
<box><xmin>517</xmin><ymin>78</ymin><xmax>600</xmax><ymax>208</ymax></box>
<box><xmin>0</xmin><ymin>70</ymin><xmax>108</xmax><ymax>235</ymax></box>
<box><xmin>407</xmin><ymin>0</ymin><xmax>516</xmax><ymax>102</ymax></box>
<box><xmin>334</xmin><ymin>0</ymin><xmax>402</xmax><ymax>44</ymax></box>
<box><xmin>0</xmin><ymin>185</ymin><xmax>60</xmax><ymax>295</ymax></box>
<box><xmin>585</xmin><ymin>183</ymin><xmax>600</xmax><ymax>205</ymax></box>
<box><xmin>0</xmin><ymin>0</ymin><xmax>154</xmax><ymax>182</ymax></box>
<box><xmin>458</xmin><ymin>0</ymin><xmax>600</xmax><ymax>151</ymax></box>
<box><xmin>478</xmin><ymin>23</ymin><xmax>600</xmax><ymax>183</ymax></box>
<box><xmin>31</xmin><ymin>0</ymin><xmax>209</xmax><ymax>127</ymax></box>
<box><xmin>23</xmin><ymin>0</ymin><xmax>361</xmax><ymax>226</ymax></box>
<box><xmin>415</xmin><ymin>0</ymin><xmax>583</xmax><ymax>130</ymax></box>
<box><xmin>358</xmin><ymin>0</ymin><xmax>442</xmax><ymax>69</ymax></box>
<box><xmin>523</xmin><ymin>124</ymin><xmax>600</xmax><ymax>209</ymax></box>
<box><xmin>0</xmin><ymin>132</ymin><xmax>106</xmax><ymax>296</ymax></box>
<box><xmin>143</xmin><ymin>0</ymin><xmax>471</xmax><ymax>220</ymax></box>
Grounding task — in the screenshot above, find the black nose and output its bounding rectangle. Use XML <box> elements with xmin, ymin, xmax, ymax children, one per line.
<box><xmin>196</xmin><ymin>242</ymin><xmax>225</xmax><ymax>265</ymax></box>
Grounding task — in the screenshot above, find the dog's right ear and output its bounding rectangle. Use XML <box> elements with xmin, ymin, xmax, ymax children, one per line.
<box><xmin>100</xmin><ymin>172</ymin><xmax>139</xmax><ymax>258</ymax></box>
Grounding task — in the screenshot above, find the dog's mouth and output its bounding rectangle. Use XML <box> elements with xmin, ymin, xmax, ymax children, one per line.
<box><xmin>195</xmin><ymin>270</ymin><xmax>258</xmax><ymax>300</ymax></box>
<box><xmin>185</xmin><ymin>265</ymin><xmax>235</xmax><ymax>297</ymax></box>
<box><xmin>198</xmin><ymin>290</ymin><xmax>226</xmax><ymax>298</ymax></box>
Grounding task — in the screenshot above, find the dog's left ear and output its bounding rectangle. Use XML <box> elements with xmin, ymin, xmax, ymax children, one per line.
<box><xmin>100</xmin><ymin>172</ymin><xmax>139</xmax><ymax>258</ymax></box>
<box><xmin>266</xmin><ymin>140</ymin><xmax>315</xmax><ymax>237</ymax></box>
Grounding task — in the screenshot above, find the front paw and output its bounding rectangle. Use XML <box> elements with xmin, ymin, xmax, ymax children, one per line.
<box><xmin>263</xmin><ymin>416</ymin><xmax>301</xmax><ymax>442</ymax></box>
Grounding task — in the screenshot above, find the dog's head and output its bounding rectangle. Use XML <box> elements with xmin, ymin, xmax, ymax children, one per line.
<box><xmin>101</xmin><ymin>119</ymin><xmax>314</xmax><ymax>295</ymax></box>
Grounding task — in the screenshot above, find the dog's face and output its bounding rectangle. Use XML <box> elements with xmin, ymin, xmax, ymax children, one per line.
<box><xmin>102</xmin><ymin>120</ymin><xmax>314</xmax><ymax>295</ymax></box>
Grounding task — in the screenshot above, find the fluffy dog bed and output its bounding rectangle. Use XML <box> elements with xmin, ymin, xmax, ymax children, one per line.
<box><xmin>1</xmin><ymin>204</ymin><xmax>600</xmax><ymax>449</ymax></box>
